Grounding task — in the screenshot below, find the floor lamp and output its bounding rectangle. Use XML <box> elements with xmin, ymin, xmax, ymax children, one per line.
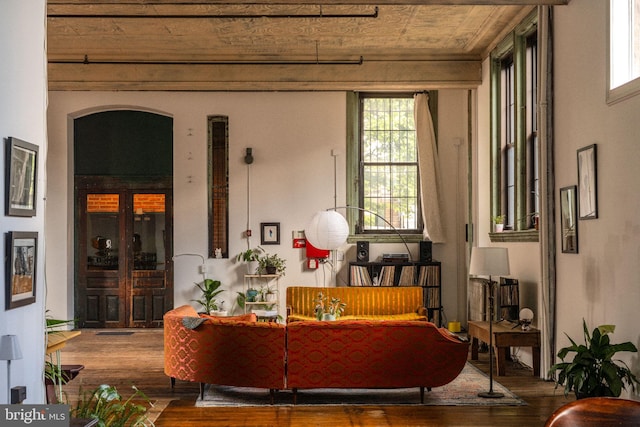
<box><xmin>469</xmin><ymin>247</ymin><xmax>510</xmax><ymax>399</ymax></box>
<box><xmin>306</xmin><ymin>207</ymin><xmax>413</xmax><ymax>261</ymax></box>
<box><xmin>0</xmin><ymin>335</ymin><xmax>23</xmax><ymax>404</ymax></box>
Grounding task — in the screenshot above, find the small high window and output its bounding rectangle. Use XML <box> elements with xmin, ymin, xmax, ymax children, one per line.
<box><xmin>608</xmin><ymin>0</ymin><xmax>640</xmax><ymax>102</ymax></box>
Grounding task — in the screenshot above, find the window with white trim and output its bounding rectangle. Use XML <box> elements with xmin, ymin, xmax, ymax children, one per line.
<box><xmin>608</xmin><ymin>0</ymin><xmax>640</xmax><ymax>103</ymax></box>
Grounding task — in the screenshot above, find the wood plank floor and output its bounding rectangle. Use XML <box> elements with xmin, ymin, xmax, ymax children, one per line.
<box><xmin>57</xmin><ymin>329</ymin><xmax>572</xmax><ymax>426</ymax></box>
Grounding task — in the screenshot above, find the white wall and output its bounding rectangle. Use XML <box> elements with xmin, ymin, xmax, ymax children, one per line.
<box><xmin>474</xmin><ymin>0</ymin><xmax>640</xmax><ymax>388</ymax></box>
<box><xmin>47</xmin><ymin>90</ymin><xmax>469</xmax><ymax>323</ymax></box>
<box><xmin>554</xmin><ymin>0</ymin><xmax>640</xmax><ymax>397</ymax></box>
<box><xmin>0</xmin><ymin>0</ymin><xmax>47</xmax><ymax>404</ymax></box>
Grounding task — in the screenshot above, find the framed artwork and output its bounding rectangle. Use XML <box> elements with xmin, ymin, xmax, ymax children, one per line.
<box><xmin>5</xmin><ymin>231</ymin><xmax>38</xmax><ymax>309</ymax></box>
<box><xmin>261</xmin><ymin>222</ymin><xmax>280</xmax><ymax>245</ymax></box>
<box><xmin>5</xmin><ymin>137</ymin><xmax>38</xmax><ymax>217</ymax></box>
<box><xmin>560</xmin><ymin>186</ymin><xmax>578</xmax><ymax>254</ymax></box>
<box><xmin>577</xmin><ymin>144</ymin><xmax>597</xmax><ymax>220</ymax></box>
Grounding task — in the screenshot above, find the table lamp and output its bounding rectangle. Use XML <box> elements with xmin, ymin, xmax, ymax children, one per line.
<box><xmin>469</xmin><ymin>247</ymin><xmax>510</xmax><ymax>398</ymax></box>
<box><xmin>0</xmin><ymin>335</ymin><xmax>23</xmax><ymax>404</ymax></box>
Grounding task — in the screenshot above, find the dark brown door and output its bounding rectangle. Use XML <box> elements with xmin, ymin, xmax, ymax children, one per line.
<box><xmin>76</xmin><ymin>182</ymin><xmax>173</xmax><ymax>328</ymax></box>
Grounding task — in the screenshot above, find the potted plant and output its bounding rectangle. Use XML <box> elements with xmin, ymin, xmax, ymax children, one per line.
<box><xmin>72</xmin><ymin>384</ymin><xmax>153</xmax><ymax>427</ymax></box>
<box><xmin>192</xmin><ymin>279</ymin><xmax>225</xmax><ymax>314</ymax></box>
<box><xmin>549</xmin><ymin>319</ymin><xmax>639</xmax><ymax>398</ymax></box>
<box><xmin>236</xmin><ymin>288</ymin><xmax>259</xmax><ymax>309</ymax></box>
<box><xmin>314</xmin><ymin>292</ymin><xmax>346</xmax><ymax>321</ymax></box>
<box><xmin>257</xmin><ymin>252</ymin><xmax>286</xmax><ymax>276</ymax></box>
<box><xmin>236</xmin><ymin>247</ymin><xmax>263</xmax><ymax>274</ymax></box>
<box><xmin>492</xmin><ymin>215</ymin><xmax>505</xmax><ymax>232</ymax></box>
<box><xmin>260</xmin><ymin>283</ymin><xmax>277</xmax><ymax>303</ymax></box>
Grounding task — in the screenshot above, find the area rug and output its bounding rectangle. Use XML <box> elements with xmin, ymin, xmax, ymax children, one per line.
<box><xmin>196</xmin><ymin>363</ymin><xmax>526</xmax><ymax>407</ymax></box>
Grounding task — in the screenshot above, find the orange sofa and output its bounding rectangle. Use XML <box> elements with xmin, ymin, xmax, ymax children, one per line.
<box><xmin>164</xmin><ymin>305</ymin><xmax>468</xmax><ymax>404</ymax></box>
<box><xmin>163</xmin><ymin>305</ymin><xmax>286</xmax><ymax>400</ymax></box>
<box><xmin>286</xmin><ymin>320</ymin><xmax>469</xmax><ymax>403</ymax></box>
<box><xmin>286</xmin><ymin>286</ymin><xmax>428</xmax><ymax>322</ymax></box>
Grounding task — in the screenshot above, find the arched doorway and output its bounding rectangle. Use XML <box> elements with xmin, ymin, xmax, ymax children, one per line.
<box><xmin>74</xmin><ymin>110</ymin><xmax>173</xmax><ymax>327</ymax></box>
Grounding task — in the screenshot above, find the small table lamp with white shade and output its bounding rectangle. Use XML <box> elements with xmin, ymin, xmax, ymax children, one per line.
<box><xmin>0</xmin><ymin>335</ymin><xmax>23</xmax><ymax>404</ymax></box>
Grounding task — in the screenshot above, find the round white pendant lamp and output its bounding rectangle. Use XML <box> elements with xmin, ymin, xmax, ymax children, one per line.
<box><xmin>305</xmin><ymin>210</ymin><xmax>349</xmax><ymax>250</ymax></box>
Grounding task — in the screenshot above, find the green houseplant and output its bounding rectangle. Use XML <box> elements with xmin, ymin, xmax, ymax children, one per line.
<box><xmin>192</xmin><ymin>279</ymin><xmax>224</xmax><ymax>313</ymax></box>
<box><xmin>549</xmin><ymin>319</ymin><xmax>639</xmax><ymax>398</ymax></box>
<box><xmin>72</xmin><ymin>384</ymin><xmax>153</xmax><ymax>427</ymax></box>
<box><xmin>314</xmin><ymin>292</ymin><xmax>346</xmax><ymax>321</ymax></box>
<box><xmin>257</xmin><ymin>252</ymin><xmax>286</xmax><ymax>276</ymax></box>
<box><xmin>236</xmin><ymin>247</ymin><xmax>263</xmax><ymax>274</ymax></box>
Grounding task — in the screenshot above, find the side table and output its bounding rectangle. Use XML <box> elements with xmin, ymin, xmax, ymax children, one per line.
<box><xmin>468</xmin><ymin>320</ymin><xmax>540</xmax><ymax>376</ymax></box>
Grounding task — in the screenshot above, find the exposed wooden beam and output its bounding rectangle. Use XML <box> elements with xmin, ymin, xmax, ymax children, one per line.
<box><xmin>48</xmin><ymin>60</ymin><xmax>482</xmax><ymax>91</ymax></box>
<box><xmin>48</xmin><ymin>1</ymin><xmax>568</xmax><ymax>5</ymax></box>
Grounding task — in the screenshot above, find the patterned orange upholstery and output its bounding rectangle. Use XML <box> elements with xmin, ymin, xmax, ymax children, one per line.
<box><xmin>164</xmin><ymin>305</ymin><xmax>286</xmax><ymax>393</ymax></box>
<box><xmin>286</xmin><ymin>320</ymin><xmax>469</xmax><ymax>393</ymax></box>
<box><xmin>286</xmin><ymin>286</ymin><xmax>427</xmax><ymax>322</ymax></box>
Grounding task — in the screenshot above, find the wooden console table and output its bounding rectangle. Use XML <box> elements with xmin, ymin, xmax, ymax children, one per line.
<box><xmin>468</xmin><ymin>320</ymin><xmax>540</xmax><ymax>376</ymax></box>
<box><xmin>46</xmin><ymin>330</ymin><xmax>82</xmax><ymax>402</ymax></box>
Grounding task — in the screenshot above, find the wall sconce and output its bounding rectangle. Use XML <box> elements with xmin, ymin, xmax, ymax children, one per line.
<box><xmin>0</xmin><ymin>335</ymin><xmax>23</xmax><ymax>404</ymax></box>
<box><xmin>244</xmin><ymin>147</ymin><xmax>254</xmax><ymax>164</ymax></box>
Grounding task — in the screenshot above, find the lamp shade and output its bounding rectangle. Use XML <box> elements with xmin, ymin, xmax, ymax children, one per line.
<box><xmin>519</xmin><ymin>308</ymin><xmax>534</xmax><ymax>322</ymax></box>
<box><xmin>0</xmin><ymin>335</ymin><xmax>22</xmax><ymax>361</ymax></box>
<box><xmin>305</xmin><ymin>210</ymin><xmax>349</xmax><ymax>250</ymax></box>
<box><xmin>469</xmin><ymin>247</ymin><xmax>510</xmax><ymax>276</ymax></box>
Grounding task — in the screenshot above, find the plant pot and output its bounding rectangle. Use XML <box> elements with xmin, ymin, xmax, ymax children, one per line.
<box><xmin>247</xmin><ymin>261</ymin><xmax>259</xmax><ymax>274</ymax></box>
<box><xmin>265</xmin><ymin>293</ymin><xmax>277</xmax><ymax>302</ymax></box>
<box><xmin>209</xmin><ymin>310</ymin><xmax>228</xmax><ymax>317</ymax></box>
<box><xmin>495</xmin><ymin>224</ymin><xmax>504</xmax><ymax>232</ymax></box>
<box><xmin>246</xmin><ymin>289</ymin><xmax>259</xmax><ymax>302</ymax></box>
<box><xmin>265</xmin><ymin>266</ymin><xmax>277</xmax><ymax>275</ymax></box>
<box><xmin>322</xmin><ymin>313</ymin><xmax>336</xmax><ymax>321</ymax></box>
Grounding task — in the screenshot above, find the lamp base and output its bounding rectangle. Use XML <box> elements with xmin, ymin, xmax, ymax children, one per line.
<box><xmin>478</xmin><ymin>391</ymin><xmax>504</xmax><ymax>399</ymax></box>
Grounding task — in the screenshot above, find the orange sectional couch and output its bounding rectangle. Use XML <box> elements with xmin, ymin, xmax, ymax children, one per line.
<box><xmin>164</xmin><ymin>304</ymin><xmax>468</xmax><ymax>404</ymax></box>
<box><xmin>286</xmin><ymin>320</ymin><xmax>469</xmax><ymax>403</ymax></box>
<box><xmin>286</xmin><ymin>285</ymin><xmax>428</xmax><ymax>322</ymax></box>
<box><xmin>164</xmin><ymin>305</ymin><xmax>286</xmax><ymax>400</ymax></box>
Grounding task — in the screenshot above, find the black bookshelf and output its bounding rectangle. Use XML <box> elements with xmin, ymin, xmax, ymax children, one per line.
<box><xmin>498</xmin><ymin>277</ymin><xmax>520</xmax><ymax>322</ymax></box>
<box><xmin>348</xmin><ymin>261</ymin><xmax>442</xmax><ymax>326</ymax></box>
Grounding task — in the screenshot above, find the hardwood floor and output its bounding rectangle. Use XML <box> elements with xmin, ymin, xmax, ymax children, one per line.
<box><xmin>58</xmin><ymin>329</ymin><xmax>571</xmax><ymax>426</ymax></box>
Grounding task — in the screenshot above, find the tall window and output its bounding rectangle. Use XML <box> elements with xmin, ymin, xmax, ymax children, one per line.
<box><xmin>490</xmin><ymin>11</ymin><xmax>538</xmax><ymax>238</ymax></box>
<box><xmin>501</xmin><ymin>56</ymin><xmax>516</xmax><ymax>228</ymax></box>
<box><xmin>359</xmin><ymin>94</ymin><xmax>421</xmax><ymax>233</ymax></box>
<box><xmin>208</xmin><ymin>115</ymin><xmax>229</xmax><ymax>258</ymax></box>
<box><xmin>609</xmin><ymin>0</ymin><xmax>640</xmax><ymax>103</ymax></box>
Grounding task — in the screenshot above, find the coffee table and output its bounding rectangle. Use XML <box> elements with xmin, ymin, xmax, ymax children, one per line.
<box><xmin>468</xmin><ymin>320</ymin><xmax>540</xmax><ymax>376</ymax></box>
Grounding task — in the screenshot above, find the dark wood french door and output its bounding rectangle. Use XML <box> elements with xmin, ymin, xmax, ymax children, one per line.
<box><xmin>75</xmin><ymin>178</ymin><xmax>173</xmax><ymax>328</ymax></box>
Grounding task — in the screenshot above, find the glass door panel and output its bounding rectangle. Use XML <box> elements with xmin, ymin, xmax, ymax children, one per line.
<box><xmin>133</xmin><ymin>194</ymin><xmax>166</xmax><ymax>271</ymax></box>
<box><xmin>86</xmin><ymin>194</ymin><xmax>120</xmax><ymax>271</ymax></box>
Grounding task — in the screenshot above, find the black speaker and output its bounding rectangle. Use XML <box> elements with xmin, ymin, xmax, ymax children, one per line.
<box><xmin>356</xmin><ymin>241</ymin><xmax>369</xmax><ymax>262</ymax></box>
<box><xmin>419</xmin><ymin>240</ymin><xmax>432</xmax><ymax>262</ymax></box>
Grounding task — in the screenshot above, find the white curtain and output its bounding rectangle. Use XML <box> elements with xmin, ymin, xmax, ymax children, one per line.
<box><xmin>414</xmin><ymin>92</ymin><xmax>445</xmax><ymax>243</ymax></box>
<box><xmin>537</xmin><ymin>5</ymin><xmax>555</xmax><ymax>379</ymax></box>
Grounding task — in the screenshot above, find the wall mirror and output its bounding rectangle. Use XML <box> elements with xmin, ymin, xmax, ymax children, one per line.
<box><xmin>560</xmin><ymin>185</ymin><xmax>578</xmax><ymax>253</ymax></box>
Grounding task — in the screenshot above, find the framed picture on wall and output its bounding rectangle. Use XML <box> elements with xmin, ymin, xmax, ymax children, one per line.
<box><xmin>560</xmin><ymin>186</ymin><xmax>578</xmax><ymax>254</ymax></box>
<box><xmin>5</xmin><ymin>231</ymin><xmax>38</xmax><ymax>310</ymax></box>
<box><xmin>5</xmin><ymin>137</ymin><xmax>38</xmax><ymax>217</ymax></box>
<box><xmin>261</xmin><ymin>222</ymin><xmax>280</xmax><ymax>245</ymax></box>
<box><xmin>577</xmin><ymin>144</ymin><xmax>597</xmax><ymax>220</ymax></box>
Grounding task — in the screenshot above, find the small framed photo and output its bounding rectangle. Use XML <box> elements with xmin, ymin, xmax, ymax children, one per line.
<box><xmin>5</xmin><ymin>137</ymin><xmax>38</xmax><ymax>217</ymax></box>
<box><xmin>577</xmin><ymin>144</ymin><xmax>597</xmax><ymax>220</ymax></box>
<box><xmin>5</xmin><ymin>231</ymin><xmax>38</xmax><ymax>310</ymax></box>
<box><xmin>261</xmin><ymin>222</ymin><xmax>280</xmax><ymax>245</ymax></box>
<box><xmin>560</xmin><ymin>186</ymin><xmax>578</xmax><ymax>254</ymax></box>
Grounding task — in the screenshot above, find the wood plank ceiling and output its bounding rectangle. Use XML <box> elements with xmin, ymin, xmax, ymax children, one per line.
<box><xmin>47</xmin><ymin>0</ymin><xmax>567</xmax><ymax>91</ymax></box>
